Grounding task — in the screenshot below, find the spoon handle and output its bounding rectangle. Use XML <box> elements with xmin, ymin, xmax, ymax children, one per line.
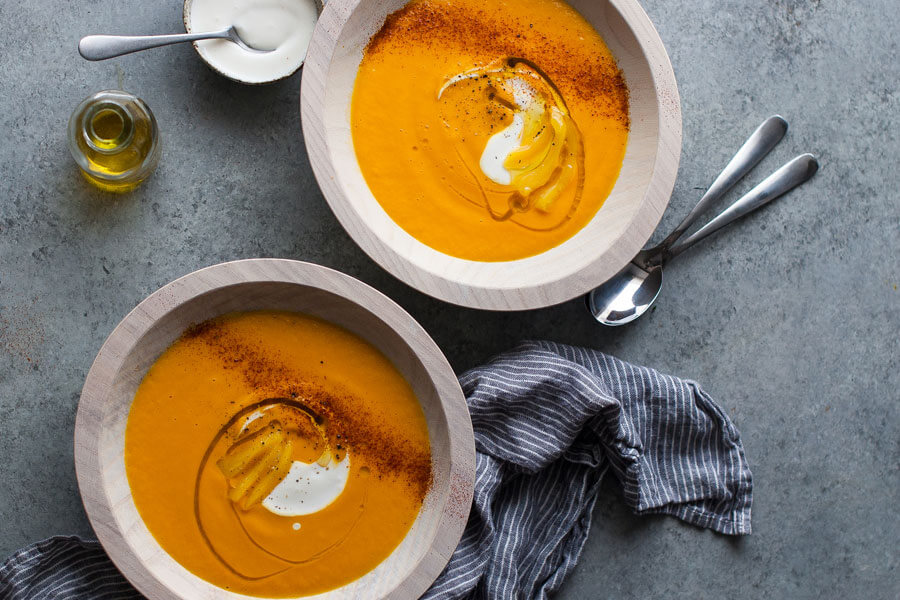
<box><xmin>652</xmin><ymin>115</ymin><xmax>789</xmax><ymax>255</ymax></box>
<box><xmin>78</xmin><ymin>30</ymin><xmax>230</xmax><ymax>61</ymax></box>
<box><xmin>666</xmin><ymin>154</ymin><xmax>819</xmax><ymax>259</ymax></box>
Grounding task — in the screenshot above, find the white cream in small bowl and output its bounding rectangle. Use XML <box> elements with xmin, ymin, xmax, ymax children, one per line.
<box><xmin>183</xmin><ymin>0</ymin><xmax>320</xmax><ymax>84</ymax></box>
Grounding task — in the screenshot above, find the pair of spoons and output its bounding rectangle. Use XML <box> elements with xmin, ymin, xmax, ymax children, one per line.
<box><xmin>587</xmin><ymin>115</ymin><xmax>819</xmax><ymax>326</ymax></box>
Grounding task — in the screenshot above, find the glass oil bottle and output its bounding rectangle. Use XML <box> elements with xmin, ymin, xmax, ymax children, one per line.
<box><xmin>67</xmin><ymin>90</ymin><xmax>161</xmax><ymax>192</ymax></box>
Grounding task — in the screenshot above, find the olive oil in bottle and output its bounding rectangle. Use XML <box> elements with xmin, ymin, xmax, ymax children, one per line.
<box><xmin>67</xmin><ymin>90</ymin><xmax>160</xmax><ymax>192</ymax></box>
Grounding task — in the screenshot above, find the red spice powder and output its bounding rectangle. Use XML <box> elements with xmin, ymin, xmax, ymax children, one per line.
<box><xmin>182</xmin><ymin>318</ymin><xmax>433</xmax><ymax>503</ymax></box>
<box><xmin>364</xmin><ymin>0</ymin><xmax>630</xmax><ymax>125</ymax></box>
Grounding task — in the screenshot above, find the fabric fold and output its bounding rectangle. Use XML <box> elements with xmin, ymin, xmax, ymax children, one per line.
<box><xmin>424</xmin><ymin>341</ymin><xmax>752</xmax><ymax>599</ymax></box>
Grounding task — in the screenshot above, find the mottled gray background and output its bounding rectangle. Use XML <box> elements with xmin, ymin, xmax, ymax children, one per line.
<box><xmin>0</xmin><ymin>0</ymin><xmax>897</xmax><ymax>597</ymax></box>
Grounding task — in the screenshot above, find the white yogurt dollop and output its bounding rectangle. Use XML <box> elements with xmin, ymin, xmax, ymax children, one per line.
<box><xmin>478</xmin><ymin>77</ymin><xmax>535</xmax><ymax>185</ymax></box>
<box><xmin>189</xmin><ymin>0</ymin><xmax>319</xmax><ymax>83</ymax></box>
<box><xmin>262</xmin><ymin>455</ymin><xmax>350</xmax><ymax>516</ymax></box>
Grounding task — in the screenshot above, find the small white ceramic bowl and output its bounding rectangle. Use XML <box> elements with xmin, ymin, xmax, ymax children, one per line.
<box><xmin>74</xmin><ymin>259</ymin><xmax>475</xmax><ymax>600</ymax></box>
<box><xmin>301</xmin><ymin>0</ymin><xmax>681</xmax><ymax>310</ymax></box>
<box><xmin>183</xmin><ymin>0</ymin><xmax>323</xmax><ymax>84</ymax></box>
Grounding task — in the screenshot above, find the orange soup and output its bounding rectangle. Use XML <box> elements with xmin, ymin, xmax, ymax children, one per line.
<box><xmin>125</xmin><ymin>311</ymin><xmax>432</xmax><ymax>597</ymax></box>
<box><xmin>351</xmin><ymin>0</ymin><xmax>629</xmax><ymax>262</ymax></box>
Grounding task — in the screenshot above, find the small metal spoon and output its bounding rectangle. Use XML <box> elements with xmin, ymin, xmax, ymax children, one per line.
<box><xmin>587</xmin><ymin>152</ymin><xmax>819</xmax><ymax>326</ymax></box>
<box><xmin>78</xmin><ymin>26</ymin><xmax>268</xmax><ymax>61</ymax></box>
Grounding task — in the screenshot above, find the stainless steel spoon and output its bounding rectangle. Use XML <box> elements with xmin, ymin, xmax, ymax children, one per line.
<box><xmin>586</xmin><ymin>148</ymin><xmax>819</xmax><ymax>326</ymax></box>
<box><xmin>78</xmin><ymin>26</ymin><xmax>268</xmax><ymax>61</ymax></box>
<box><xmin>585</xmin><ymin>115</ymin><xmax>788</xmax><ymax>325</ymax></box>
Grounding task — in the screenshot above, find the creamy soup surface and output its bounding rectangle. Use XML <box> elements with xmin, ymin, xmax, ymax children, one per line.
<box><xmin>352</xmin><ymin>0</ymin><xmax>630</xmax><ymax>261</ymax></box>
<box><xmin>125</xmin><ymin>311</ymin><xmax>431</xmax><ymax>597</ymax></box>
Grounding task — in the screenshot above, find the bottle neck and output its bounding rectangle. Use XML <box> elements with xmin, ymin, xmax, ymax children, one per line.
<box><xmin>81</xmin><ymin>100</ymin><xmax>135</xmax><ymax>153</ymax></box>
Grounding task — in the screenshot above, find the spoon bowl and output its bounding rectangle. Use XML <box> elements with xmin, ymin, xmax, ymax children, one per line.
<box><xmin>223</xmin><ymin>25</ymin><xmax>269</xmax><ymax>52</ymax></box>
<box><xmin>587</xmin><ymin>261</ymin><xmax>663</xmax><ymax>326</ymax></box>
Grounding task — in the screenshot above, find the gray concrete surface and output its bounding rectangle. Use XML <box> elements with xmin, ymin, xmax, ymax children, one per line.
<box><xmin>1</xmin><ymin>0</ymin><xmax>897</xmax><ymax>597</ymax></box>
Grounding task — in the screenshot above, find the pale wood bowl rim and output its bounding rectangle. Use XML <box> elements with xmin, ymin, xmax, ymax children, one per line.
<box><xmin>74</xmin><ymin>258</ymin><xmax>475</xmax><ymax>600</ymax></box>
<box><xmin>300</xmin><ymin>0</ymin><xmax>681</xmax><ymax>310</ymax></box>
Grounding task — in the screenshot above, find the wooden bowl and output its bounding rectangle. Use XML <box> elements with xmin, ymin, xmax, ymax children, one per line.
<box><xmin>301</xmin><ymin>0</ymin><xmax>681</xmax><ymax>310</ymax></box>
<box><xmin>74</xmin><ymin>259</ymin><xmax>475</xmax><ymax>600</ymax></box>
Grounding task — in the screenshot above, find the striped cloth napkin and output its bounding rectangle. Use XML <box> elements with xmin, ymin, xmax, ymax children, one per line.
<box><xmin>0</xmin><ymin>341</ymin><xmax>752</xmax><ymax>600</ymax></box>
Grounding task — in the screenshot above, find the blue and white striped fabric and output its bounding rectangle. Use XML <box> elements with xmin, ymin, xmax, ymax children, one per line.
<box><xmin>0</xmin><ymin>537</ymin><xmax>138</xmax><ymax>600</ymax></box>
<box><xmin>424</xmin><ymin>341</ymin><xmax>751</xmax><ymax>600</ymax></box>
<box><xmin>0</xmin><ymin>341</ymin><xmax>752</xmax><ymax>600</ymax></box>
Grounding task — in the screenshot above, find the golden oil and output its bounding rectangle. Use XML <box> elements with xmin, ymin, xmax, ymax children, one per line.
<box><xmin>67</xmin><ymin>90</ymin><xmax>160</xmax><ymax>192</ymax></box>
